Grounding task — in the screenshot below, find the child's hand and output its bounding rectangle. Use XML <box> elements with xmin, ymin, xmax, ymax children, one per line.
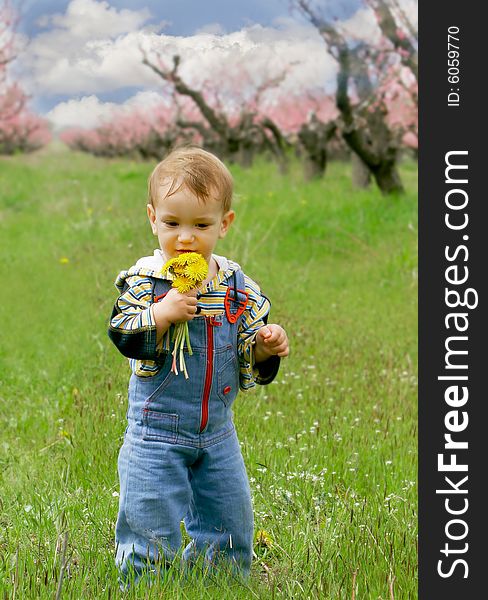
<box><xmin>153</xmin><ymin>288</ymin><xmax>199</xmax><ymax>326</ymax></box>
<box><xmin>254</xmin><ymin>324</ymin><xmax>289</xmax><ymax>363</ymax></box>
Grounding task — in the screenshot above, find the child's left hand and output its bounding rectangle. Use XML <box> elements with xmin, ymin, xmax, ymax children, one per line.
<box><xmin>254</xmin><ymin>324</ymin><xmax>289</xmax><ymax>363</ymax></box>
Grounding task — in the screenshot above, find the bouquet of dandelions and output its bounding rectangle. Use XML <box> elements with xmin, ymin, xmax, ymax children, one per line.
<box><xmin>161</xmin><ymin>252</ymin><xmax>208</xmax><ymax>379</ymax></box>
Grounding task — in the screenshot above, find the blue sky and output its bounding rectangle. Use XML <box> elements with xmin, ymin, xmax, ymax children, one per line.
<box><xmin>18</xmin><ymin>0</ymin><xmax>297</xmax><ymax>37</ymax></box>
<box><xmin>17</xmin><ymin>0</ymin><xmax>360</xmax><ymax>37</ymax></box>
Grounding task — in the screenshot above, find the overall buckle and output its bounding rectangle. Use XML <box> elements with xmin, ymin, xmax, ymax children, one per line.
<box><xmin>224</xmin><ymin>287</ymin><xmax>249</xmax><ymax>324</ymax></box>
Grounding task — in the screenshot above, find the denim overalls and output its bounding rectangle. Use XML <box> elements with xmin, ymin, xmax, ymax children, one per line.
<box><xmin>115</xmin><ymin>269</ymin><xmax>254</xmax><ymax>580</ymax></box>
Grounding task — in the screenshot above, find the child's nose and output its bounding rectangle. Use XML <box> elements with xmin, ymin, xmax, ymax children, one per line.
<box><xmin>178</xmin><ymin>228</ymin><xmax>194</xmax><ymax>242</ymax></box>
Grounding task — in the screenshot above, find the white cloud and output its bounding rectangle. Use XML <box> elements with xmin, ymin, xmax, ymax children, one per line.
<box><xmin>194</xmin><ymin>23</ymin><xmax>227</xmax><ymax>36</ymax></box>
<box><xmin>396</xmin><ymin>0</ymin><xmax>418</xmax><ymax>30</ymax></box>
<box><xmin>338</xmin><ymin>1</ymin><xmax>417</xmax><ymax>45</ymax></box>
<box><xmin>36</xmin><ymin>0</ymin><xmax>151</xmax><ymax>40</ymax></box>
<box><xmin>146</xmin><ymin>23</ymin><xmax>336</xmax><ymax>101</ymax></box>
<box><xmin>21</xmin><ymin>0</ymin><xmax>157</xmax><ymax>95</ymax></box>
<box><xmin>45</xmin><ymin>95</ymin><xmax>120</xmax><ymax>130</ymax></box>
<box><xmin>339</xmin><ymin>7</ymin><xmax>382</xmax><ymax>44</ymax></box>
<box><xmin>46</xmin><ymin>90</ymin><xmax>165</xmax><ymax>130</ymax></box>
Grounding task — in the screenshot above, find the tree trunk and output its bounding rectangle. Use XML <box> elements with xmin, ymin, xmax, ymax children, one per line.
<box><xmin>371</xmin><ymin>160</ymin><xmax>404</xmax><ymax>194</ymax></box>
<box><xmin>336</xmin><ymin>45</ymin><xmax>405</xmax><ymax>195</ymax></box>
<box><xmin>237</xmin><ymin>145</ymin><xmax>254</xmax><ymax>168</ymax></box>
<box><xmin>261</xmin><ymin>116</ymin><xmax>289</xmax><ymax>174</ymax></box>
<box><xmin>276</xmin><ymin>155</ymin><xmax>289</xmax><ymax>175</ymax></box>
<box><xmin>298</xmin><ymin>120</ymin><xmax>330</xmax><ymax>180</ymax></box>
<box><xmin>303</xmin><ymin>150</ymin><xmax>327</xmax><ymax>180</ymax></box>
<box><xmin>351</xmin><ymin>152</ymin><xmax>371</xmax><ymax>188</ymax></box>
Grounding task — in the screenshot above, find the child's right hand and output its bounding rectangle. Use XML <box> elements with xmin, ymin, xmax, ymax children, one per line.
<box><xmin>153</xmin><ymin>288</ymin><xmax>199</xmax><ymax>325</ymax></box>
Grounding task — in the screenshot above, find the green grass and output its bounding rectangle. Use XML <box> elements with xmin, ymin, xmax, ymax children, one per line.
<box><xmin>0</xmin><ymin>148</ymin><xmax>417</xmax><ymax>599</ymax></box>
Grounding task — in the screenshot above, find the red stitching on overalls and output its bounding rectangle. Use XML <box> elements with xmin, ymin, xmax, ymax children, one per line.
<box><xmin>208</xmin><ymin>316</ymin><xmax>222</xmax><ymax>327</ymax></box>
<box><xmin>200</xmin><ymin>316</ymin><xmax>218</xmax><ymax>433</ymax></box>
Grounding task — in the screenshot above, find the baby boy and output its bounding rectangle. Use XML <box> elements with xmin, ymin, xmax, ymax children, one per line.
<box><xmin>108</xmin><ymin>146</ymin><xmax>289</xmax><ymax>583</ymax></box>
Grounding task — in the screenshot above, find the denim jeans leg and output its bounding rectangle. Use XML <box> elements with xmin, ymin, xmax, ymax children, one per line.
<box><xmin>182</xmin><ymin>432</ymin><xmax>254</xmax><ymax>577</ymax></box>
<box><xmin>116</xmin><ymin>434</ymin><xmax>196</xmax><ymax>582</ymax></box>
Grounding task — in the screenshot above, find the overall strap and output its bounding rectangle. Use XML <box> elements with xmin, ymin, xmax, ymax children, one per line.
<box><xmin>151</xmin><ymin>278</ymin><xmax>173</xmax><ymax>303</ymax></box>
<box><xmin>224</xmin><ymin>269</ymin><xmax>249</xmax><ymax>324</ymax></box>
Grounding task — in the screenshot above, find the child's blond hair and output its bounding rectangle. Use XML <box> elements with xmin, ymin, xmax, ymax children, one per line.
<box><xmin>148</xmin><ymin>146</ymin><xmax>233</xmax><ymax>212</ymax></box>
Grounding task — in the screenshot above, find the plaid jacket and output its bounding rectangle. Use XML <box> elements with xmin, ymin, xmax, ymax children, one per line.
<box><xmin>108</xmin><ymin>251</ymin><xmax>280</xmax><ymax>390</ymax></box>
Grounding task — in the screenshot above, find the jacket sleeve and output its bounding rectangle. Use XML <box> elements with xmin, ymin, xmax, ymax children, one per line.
<box><xmin>237</xmin><ymin>278</ymin><xmax>281</xmax><ymax>390</ymax></box>
<box><xmin>107</xmin><ymin>276</ymin><xmax>166</xmax><ymax>363</ymax></box>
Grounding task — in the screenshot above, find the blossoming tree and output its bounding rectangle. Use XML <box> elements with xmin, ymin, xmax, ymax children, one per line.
<box><xmin>60</xmin><ymin>101</ymin><xmax>196</xmax><ymax>159</ymax></box>
<box><xmin>0</xmin><ymin>1</ymin><xmax>51</xmax><ymax>154</ymax></box>
<box><xmin>293</xmin><ymin>0</ymin><xmax>417</xmax><ymax>194</ymax></box>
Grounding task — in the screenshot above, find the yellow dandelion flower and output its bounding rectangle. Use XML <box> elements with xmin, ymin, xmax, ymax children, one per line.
<box><xmin>255</xmin><ymin>529</ymin><xmax>273</xmax><ymax>548</ymax></box>
<box><xmin>59</xmin><ymin>257</ymin><xmax>69</xmax><ymax>264</ymax></box>
<box><xmin>184</xmin><ymin>260</ymin><xmax>208</xmax><ymax>283</ymax></box>
<box><xmin>162</xmin><ymin>253</ymin><xmax>208</xmax><ymax>290</ymax></box>
<box><xmin>171</xmin><ymin>264</ymin><xmax>188</xmax><ymax>275</ymax></box>
<box><xmin>162</xmin><ymin>256</ymin><xmax>177</xmax><ymax>271</ymax></box>
<box><xmin>171</xmin><ymin>276</ymin><xmax>194</xmax><ymax>294</ymax></box>
<box><xmin>181</xmin><ymin>252</ymin><xmax>200</xmax><ymax>265</ymax></box>
<box><xmin>164</xmin><ymin>252</ymin><xmax>199</xmax><ymax>270</ymax></box>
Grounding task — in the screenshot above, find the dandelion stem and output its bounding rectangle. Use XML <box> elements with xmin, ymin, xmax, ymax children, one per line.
<box><xmin>185</xmin><ymin>322</ymin><xmax>192</xmax><ymax>355</ymax></box>
<box><xmin>171</xmin><ymin>348</ymin><xmax>178</xmax><ymax>375</ymax></box>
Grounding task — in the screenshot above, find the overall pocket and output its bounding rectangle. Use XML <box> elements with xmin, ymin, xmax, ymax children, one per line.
<box><xmin>142</xmin><ymin>410</ymin><xmax>179</xmax><ymax>443</ymax></box>
<box><xmin>216</xmin><ymin>351</ymin><xmax>240</xmax><ymax>406</ymax></box>
<box><xmin>138</xmin><ymin>364</ymin><xmax>174</xmax><ymax>407</ymax></box>
<box><xmin>133</xmin><ymin>366</ymin><xmax>176</xmax><ymax>432</ymax></box>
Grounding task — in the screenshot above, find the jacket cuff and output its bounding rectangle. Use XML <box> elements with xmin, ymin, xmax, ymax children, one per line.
<box><xmin>107</xmin><ymin>323</ymin><xmax>167</xmax><ymax>364</ymax></box>
<box><xmin>253</xmin><ymin>354</ymin><xmax>281</xmax><ymax>385</ymax></box>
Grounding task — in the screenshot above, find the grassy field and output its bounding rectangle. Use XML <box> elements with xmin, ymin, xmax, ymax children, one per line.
<box><xmin>0</xmin><ymin>148</ymin><xmax>417</xmax><ymax>599</ymax></box>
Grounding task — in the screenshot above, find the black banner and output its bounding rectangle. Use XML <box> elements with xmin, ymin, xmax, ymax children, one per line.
<box><xmin>419</xmin><ymin>3</ymin><xmax>487</xmax><ymax>597</ymax></box>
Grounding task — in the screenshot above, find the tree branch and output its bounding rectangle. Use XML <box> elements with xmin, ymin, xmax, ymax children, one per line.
<box><xmin>368</xmin><ymin>0</ymin><xmax>418</xmax><ymax>81</ymax></box>
<box><xmin>142</xmin><ymin>52</ymin><xmax>228</xmax><ymax>138</ymax></box>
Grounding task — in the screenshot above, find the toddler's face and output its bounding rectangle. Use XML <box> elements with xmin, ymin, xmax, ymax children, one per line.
<box><xmin>147</xmin><ymin>181</ymin><xmax>234</xmax><ymax>266</ymax></box>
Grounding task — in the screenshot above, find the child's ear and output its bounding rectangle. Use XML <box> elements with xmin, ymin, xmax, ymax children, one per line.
<box><xmin>219</xmin><ymin>210</ymin><xmax>235</xmax><ymax>239</ymax></box>
<box><xmin>147</xmin><ymin>203</ymin><xmax>157</xmax><ymax>235</ymax></box>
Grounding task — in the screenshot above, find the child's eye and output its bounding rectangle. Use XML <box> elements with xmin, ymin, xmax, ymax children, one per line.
<box><xmin>164</xmin><ymin>221</ymin><xmax>178</xmax><ymax>227</ymax></box>
<box><xmin>196</xmin><ymin>224</ymin><xmax>210</xmax><ymax>229</ymax></box>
